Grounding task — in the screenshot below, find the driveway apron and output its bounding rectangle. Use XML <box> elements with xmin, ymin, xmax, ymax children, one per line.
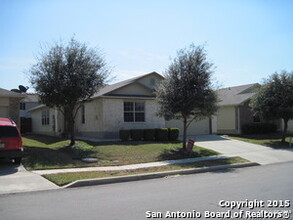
<box><xmin>192</xmin><ymin>135</ymin><xmax>293</xmax><ymax>165</ymax></box>
<box><xmin>0</xmin><ymin>162</ymin><xmax>58</xmax><ymax>195</ymax></box>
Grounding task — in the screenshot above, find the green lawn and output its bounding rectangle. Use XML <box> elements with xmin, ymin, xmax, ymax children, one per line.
<box><xmin>43</xmin><ymin>157</ymin><xmax>249</xmax><ymax>186</ymax></box>
<box><xmin>22</xmin><ymin>135</ymin><xmax>219</xmax><ymax>170</ymax></box>
<box><xmin>227</xmin><ymin>134</ymin><xmax>293</xmax><ymax>148</ymax></box>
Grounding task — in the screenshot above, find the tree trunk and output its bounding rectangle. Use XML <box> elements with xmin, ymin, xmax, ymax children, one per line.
<box><xmin>182</xmin><ymin>117</ymin><xmax>187</xmax><ymax>150</ymax></box>
<box><xmin>69</xmin><ymin>121</ymin><xmax>75</xmax><ymax>146</ymax></box>
<box><xmin>282</xmin><ymin>118</ymin><xmax>288</xmax><ymax>143</ymax></box>
<box><xmin>63</xmin><ymin>108</ymin><xmax>69</xmax><ymax>138</ymax></box>
<box><xmin>68</xmin><ymin>110</ymin><xmax>75</xmax><ymax>146</ymax></box>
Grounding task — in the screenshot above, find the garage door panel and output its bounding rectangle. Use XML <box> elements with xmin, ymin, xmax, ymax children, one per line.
<box><xmin>165</xmin><ymin>118</ymin><xmax>210</xmax><ymax>135</ymax></box>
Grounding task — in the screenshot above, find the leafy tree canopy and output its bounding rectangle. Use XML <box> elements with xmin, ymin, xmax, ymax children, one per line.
<box><xmin>30</xmin><ymin>38</ymin><xmax>109</xmax><ymax>108</ymax></box>
<box><xmin>250</xmin><ymin>71</ymin><xmax>293</xmax><ymax>141</ymax></box>
<box><xmin>30</xmin><ymin>38</ymin><xmax>110</xmax><ymax>145</ymax></box>
<box><xmin>156</xmin><ymin>44</ymin><xmax>218</xmax><ymax>149</ymax></box>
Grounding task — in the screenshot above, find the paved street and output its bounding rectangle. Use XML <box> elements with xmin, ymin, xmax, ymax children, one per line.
<box><xmin>1</xmin><ymin>161</ymin><xmax>292</xmax><ymax>220</ymax></box>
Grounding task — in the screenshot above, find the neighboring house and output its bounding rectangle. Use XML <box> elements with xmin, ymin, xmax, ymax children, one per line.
<box><xmin>214</xmin><ymin>83</ymin><xmax>261</xmax><ymax>134</ymax></box>
<box><xmin>20</xmin><ymin>93</ymin><xmax>39</xmax><ymax>118</ymax></box>
<box><xmin>28</xmin><ymin>72</ymin><xmax>211</xmax><ymax>138</ymax></box>
<box><xmin>0</xmin><ymin>88</ymin><xmax>25</xmax><ymax>126</ymax></box>
<box><xmin>213</xmin><ymin>83</ymin><xmax>282</xmax><ymax>134</ymax></box>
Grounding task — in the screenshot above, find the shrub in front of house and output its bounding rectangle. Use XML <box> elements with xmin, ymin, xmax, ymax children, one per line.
<box><xmin>144</xmin><ymin>129</ymin><xmax>155</xmax><ymax>141</ymax></box>
<box><xmin>155</xmin><ymin>128</ymin><xmax>169</xmax><ymax>141</ymax></box>
<box><xmin>168</xmin><ymin>128</ymin><xmax>179</xmax><ymax>141</ymax></box>
<box><xmin>241</xmin><ymin>123</ymin><xmax>277</xmax><ymax>134</ymax></box>
<box><xmin>119</xmin><ymin>129</ymin><xmax>130</xmax><ymax>141</ymax></box>
<box><xmin>130</xmin><ymin>129</ymin><xmax>144</xmax><ymax>141</ymax></box>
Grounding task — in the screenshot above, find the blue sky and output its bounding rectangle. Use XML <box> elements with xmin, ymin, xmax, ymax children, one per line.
<box><xmin>0</xmin><ymin>0</ymin><xmax>292</xmax><ymax>92</ymax></box>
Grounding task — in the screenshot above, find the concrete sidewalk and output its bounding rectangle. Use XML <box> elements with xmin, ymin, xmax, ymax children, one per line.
<box><xmin>32</xmin><ymin>155</ymin><xmax>228</xmax><ymax>175</ymax></box>
<box><xmin>193</xmin><ymin>135</ymin><xmax>293</xmax><ymax>165</ymax></box>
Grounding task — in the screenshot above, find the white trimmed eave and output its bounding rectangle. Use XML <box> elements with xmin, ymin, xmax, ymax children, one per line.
<box><xmin>99</xmin><ymin>95</ymin><xmax>156</xmax><ymax>100</ymax></box>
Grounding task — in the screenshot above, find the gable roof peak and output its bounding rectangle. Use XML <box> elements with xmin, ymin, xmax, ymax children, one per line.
<box><xmin>92</xmin><ymin>71</ymin><xmax>163</xmax><ymax>99</ymax></box>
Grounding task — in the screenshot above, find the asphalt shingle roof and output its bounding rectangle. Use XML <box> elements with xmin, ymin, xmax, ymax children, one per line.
<box><xmin>217</xmin><ymin>83</ymin><xmax>259</xmax><ymax>106</ymax></box>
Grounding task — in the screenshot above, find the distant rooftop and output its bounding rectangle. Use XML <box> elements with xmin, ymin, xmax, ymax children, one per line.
<box><xmin>0</xmin><ymin>88</ymin><xmax>25</xmax><ymax>98</ymax></box>
<box><xmin>217</xmin><ymin>83</ymin><xmax>259</xmax><ymax>106</ymax></box>
<box><xmin>21</xmin><ymin>93</ymin><xmax>39</xmax><ymax>103</ymax></box>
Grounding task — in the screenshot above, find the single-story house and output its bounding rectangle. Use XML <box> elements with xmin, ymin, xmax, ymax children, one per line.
<box><xmin>0</xmin><ymin>88</ymin><xmax>25</xmax><ymax>126</ymax></box>
<box><xmin>214</xmin><ymin>83</ymin><xmax>283</xmax><ymax>134</ymax></box>
<box><xmin>28</xmin><ymin>72</ymin><xmax>211</xmax><ymax>138</ymax></box>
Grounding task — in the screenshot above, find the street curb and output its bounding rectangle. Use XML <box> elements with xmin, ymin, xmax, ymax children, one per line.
<box><xmin>64</xmin><ymin>162</ymin><xmax>260</xmax><ymax>188</ymax></box>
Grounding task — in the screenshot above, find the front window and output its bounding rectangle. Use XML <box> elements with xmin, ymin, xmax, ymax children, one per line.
<box><xmin>41</xmin><ymin>110</ymin><xmax>50</xmax><ymax>125</ymax></box>
<box><xmin>124</xmin><ymin>101</ymin><xmax>145</xmax><ymax>122</ymax></box>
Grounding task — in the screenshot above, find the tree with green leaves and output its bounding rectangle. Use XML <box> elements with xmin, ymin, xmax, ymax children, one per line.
<box><xmin>156</xmin><ymin>44</ymin><xmax>218</xmax><ymax>149</ymax></box>
<box><xmin>250</xmin><ymin>71</ymin><xmax>293</xmax><ymax>142</ymax></box>
<box><xmin>30</xmin><ymin>38</ymin><xmax>110</xmax><ymax>146</ymax></box>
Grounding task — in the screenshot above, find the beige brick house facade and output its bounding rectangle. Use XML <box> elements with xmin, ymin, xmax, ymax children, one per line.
<box><xmin>29</xmin><ymin>72</ymin><xmax>211</xmax><ymax>138</ymax></box>
<box><xmin>0</xmin><ymin>88</ymin><xmax>25</xmax><ymax>126</ymax></box>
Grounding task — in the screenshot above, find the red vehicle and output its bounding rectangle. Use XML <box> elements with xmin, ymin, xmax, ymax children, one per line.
<box><xmin>0</xmin><ymin>118</ymin><xmax>24</xmax><ymax>164</ymax></box>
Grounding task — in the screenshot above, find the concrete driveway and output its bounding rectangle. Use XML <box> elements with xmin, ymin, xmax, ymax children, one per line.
<box><xmin>193</xmin><ymin>135</ymin><xmax>293</xmax><ymax>165</ymax></box>
<box><xmin>0</xmin><ymin>160</ymin><xmax>58</xmax><ymax>195</ymax></box>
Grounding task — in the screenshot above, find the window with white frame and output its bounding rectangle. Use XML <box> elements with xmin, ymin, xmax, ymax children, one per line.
<box><xmin>41</xmin><ymin>110</ymin><xmax>50</xmax><ymax>125</ymax></box>
<box><xmin>124</xmin><ymin>101</ymin><xmax>145</xmax><ymax>122</ymax></box>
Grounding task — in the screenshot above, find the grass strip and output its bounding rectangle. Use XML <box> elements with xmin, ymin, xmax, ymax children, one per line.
<box><xmin>43</xmin><ymin>157</ymin><xmax>249</xmax><ymax>186</ymax></box>
<box><xmin>227</xmin><ymin>135</ymin><xmax>292</xmax><ymax>148</ymax></box>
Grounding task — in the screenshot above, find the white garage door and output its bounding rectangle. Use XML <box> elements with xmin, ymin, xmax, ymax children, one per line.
<box><xmin>165</xmin><ymin>118</ymin><xmax>210</xmax><ymax>135</ymax></box>
<box><xmin>0</xmin><ymin>106</ymin><xmax>8</xmax><ymax>118</ymax></box>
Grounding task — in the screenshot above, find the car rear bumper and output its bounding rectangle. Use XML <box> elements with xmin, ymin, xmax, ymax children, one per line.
<box><xmin>0</xmin><ymin>149</ymin><xmax>24</xmax><ymax>158</ymax></box>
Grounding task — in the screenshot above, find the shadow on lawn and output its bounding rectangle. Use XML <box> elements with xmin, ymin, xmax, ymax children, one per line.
<box><xmin>231</xmin><ymin>133</ymin><xmax>293</xmax><ymax>150</ymax></box>
<box><xmin>159</xmin><ymin>149</ymin><xmax>201</xmax><ymax>160</ymax></box>
<box><xmin>158</xmin><ymin>147</ymin><xmax>219</xmax><ymax>161</ymax></box>
<box><xmin>232</xmin><ymin>133</ymin><xmax>284</xmax><ymax>140</ymax></box>
<box><xmin>22</xmin><ymin>146</ymin><xmax>80</xmax><ymax>170</ymax></box>
<box><xmin>265</xmin><ymin>141</ymin><xmax>292</xmax><ymax>149</ymax></box>
<box><xmin>83</xmin><ymin>140</ymin><xmax>182</xmax><ymax>147</ymax></box>
<box><xmin>23</xmin><ymin>134</ymin><xmax>66</xmax><ymax>145</ymax></box>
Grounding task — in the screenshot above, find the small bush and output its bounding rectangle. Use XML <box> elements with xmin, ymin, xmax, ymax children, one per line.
<box><xmin>71</xmin><ymin>144</ymin><xmax>94</xmax><ymax>158</ymax></box>
<box><xmin>144</xmin><ymin>129</ymin><xmax>155</xmax><ymax>141</ymax></box>
<box><xmin>168</xmin><ymin>128</ymin><xmax>179</xmax><ymax>141</ymax></box>
<box><xmin>119</xmin><ymin>130</ymin><xmax>130</xmax><ymax>141</ymax></box>
<box><xmin>241</xmin><ymin>123</ymin><xmax>277</xmax><ymax>134</ymax></box>
<box><xmin>130</xmin><ymin>129</ymin><xmax>144</xmax><ymax>141</ymax></box>
<box><xmin>155</xmin><ymin>128</ymin><xmax>169</xmax><ymax>141</ymax></box>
